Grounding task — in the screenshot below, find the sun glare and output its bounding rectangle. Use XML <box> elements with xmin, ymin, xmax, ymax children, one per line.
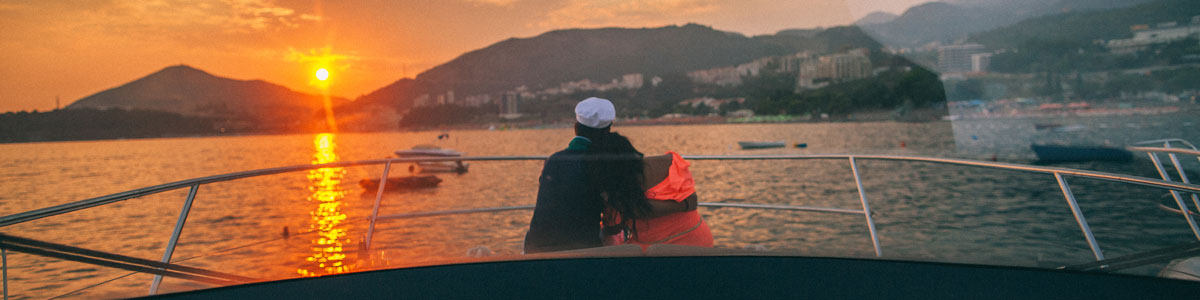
<box><xmin>315</xmin><ymin>68</ymin><xmax>329</xmax><ymax>81</ymax></box>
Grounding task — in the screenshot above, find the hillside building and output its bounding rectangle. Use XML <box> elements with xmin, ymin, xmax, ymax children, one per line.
<box><xmin>820</xmin><ymin>52</ymin><xmax>872</xmax><ymax>80</ymax></box>
<box><xmin>499</xmin><ymin>92</ymin><xmax>521</xmax><ymax>120</ymax></box>
<box><xmin>413</xmin><ymin>94</ymin><xmax>431</xmax><ymax>107</ymax></box>
<box><xmin>794</xmin><ymin>49</ymin><xmax>872</xmax><ymax>91</ymax></box>
<box><xmin>937</xmin><ymin>44</ymin><xmax>986</xmax><ymax>74</ymax></box>
<box><xmin>464</xmin><ymin>94</ymin><xmax>492</xmax><ymax>107</ymax></box>
<box><xmin>1107</xmin><ymin>16</ymin><xmax>1200</xmax><ymax>54</ymax></box>
<box><xmin>970</xmin><ymin>53</ymin><xmax>992</xmax><ymax>73</ymax></box>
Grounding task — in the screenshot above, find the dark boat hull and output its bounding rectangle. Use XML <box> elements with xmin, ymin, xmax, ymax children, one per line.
<box><xmin>1031</xmin><ymin>144</ymin><xmax>1133</xmax><ymax>163</ymax></box>
<box><xmin>147</xmin><ymin>253</ymin><xmax>1200</xmax><ymax>299</ymax></box>
<box><xmin>738</xmin><ymin>141</ymin><xmax>787</xmax><ymax>149</ymax></box>
<box><xmin>359</xmin><ymin>175</ymin><xmax>442</xmax><ymax>191</ymax></box>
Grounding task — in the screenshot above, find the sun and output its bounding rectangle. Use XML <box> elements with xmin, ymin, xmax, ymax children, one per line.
<box><xmin>315</xmin><ymin>68</ymin><xmax>329</xmax><ymax>81</ymax></box>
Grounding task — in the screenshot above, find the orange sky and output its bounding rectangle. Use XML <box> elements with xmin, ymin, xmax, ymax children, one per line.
<box><xmin>0</xmin><ymin>0</ymin><xmax>929</xmax><ymax>113</ymax></box>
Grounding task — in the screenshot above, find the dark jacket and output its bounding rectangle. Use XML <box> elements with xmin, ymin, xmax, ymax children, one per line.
<box><xmin>523</xmin><ymin>139</ymin><xmax>603</xmax><ymax>253</ymax></box>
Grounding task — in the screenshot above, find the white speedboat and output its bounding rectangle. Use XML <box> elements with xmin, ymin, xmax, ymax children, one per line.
<box><xmin>395</xmin><ymin>144</ymin><xmax>469</xmax><ymax>174</ymax></box>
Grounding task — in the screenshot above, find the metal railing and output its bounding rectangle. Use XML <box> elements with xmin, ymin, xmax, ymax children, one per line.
<box><xmin>1129</xmin><ymin>139</ymin><xmax>1200</xmax><ymax>235</ymax></box>
<box><xmin>3</xmin><ymin>154</ymin><xmax>1200</xmax><ymax>297</ymax></box>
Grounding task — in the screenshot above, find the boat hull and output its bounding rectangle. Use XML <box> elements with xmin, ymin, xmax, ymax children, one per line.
<box><xmin>1031</xmin><ymin>144</ymin><xmax>1133</xmax><ymax>163</ymax></box>
<box><xmin>148</xmin><ymin>253</ymin><xmax>1200</xmax><ymax>299</ymax></box>
<box><xmin>358</xmin><ymin>175</ymin><xmax>442</xmax><ymax>191</ymax></box>
<box><xmin>738</xmin><ymin>141</ymin><xmax>787</xmax><ymax>150</ymax></box>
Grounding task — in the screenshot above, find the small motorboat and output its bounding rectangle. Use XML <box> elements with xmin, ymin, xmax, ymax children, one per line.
<box><xmin>1031</xmin><ymin>144</ymin><xmax>1133</xmax><ymax>164</ymax></box>
<box><xmin>359</xmin><ymin>175</ymin><xmax>443</xmax><ymax>191</ymax></box>
<box><xmin>1034</xmin><ymin>123</ymin><xmax>1063</xmax><ymax>130</ymax></box>
<box><xmin>395</xmin><ymin>144</ymin><xmax>469</xmax><ymax>173</ymax></box>
<box><xmin>738</xmin><ymin>141</ymin><xmax>787</xmax><ymax>150</ymax></box>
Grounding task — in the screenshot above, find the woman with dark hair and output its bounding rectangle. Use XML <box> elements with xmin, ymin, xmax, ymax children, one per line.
<box><xmin>585</xmin><ymin>132</ymin><xmax>713</xmax><ymax>248</ymax></box>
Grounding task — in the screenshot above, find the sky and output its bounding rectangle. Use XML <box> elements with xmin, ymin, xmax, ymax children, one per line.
<box><xmin>0</xmin><ymin>0</ymin><xmax>930</xmax><ymax>113</ymax></box>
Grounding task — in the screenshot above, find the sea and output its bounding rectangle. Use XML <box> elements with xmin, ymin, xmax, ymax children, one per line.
<box><xmin>1</xmin><ymin>114</ymin><xmax>1198</xmax><ymax>298</ymax></box>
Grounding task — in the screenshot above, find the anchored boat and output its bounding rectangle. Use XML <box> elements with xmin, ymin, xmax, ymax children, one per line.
<box><xmin>395</xmin><ymin>145</ymin><xmax>469</xmax><ymax>174</ymax></box>
<box><xmin>357</xmin><ymin>175</ymin><xmax>442</xmax><ymax>191</ymax></box>
<box><xmin>1031</xmin><ymin>144</ymin><xmax>1134</xmax><ymax>163</ymax></box>
<box><xmin>737</xmin><ymin>141</ymin><xmax>787</xmax><ymax>150</ymax></box>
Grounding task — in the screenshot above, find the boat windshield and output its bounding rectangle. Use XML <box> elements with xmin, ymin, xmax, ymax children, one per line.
<box><xmin>1</xmin><ymin>0</ymin><xmax>1199</xmax><ymax>298</ymax></box>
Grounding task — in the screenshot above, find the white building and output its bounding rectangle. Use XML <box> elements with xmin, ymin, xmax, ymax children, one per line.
<box><xmin>464</xmin><ymin>94</ymin><xmax>492</xmax><ymax>107</ymax></box>
<box><xmin>938</xmin><ymin>44</ymin><xmax>986</xmax><ymax>74</ymax></box>
<box><xmin>499</xmin><ymin>92</ymin><xmax>521</xmax><ymax>119</ymax></box>
<box><xmin>970</xmin><ymin>53</ymin><xmax>992</xmax><ymax>73</ymax></box>
<box><xmin>620</xmin><ymin>73</ymin><xmax>644</xmax><ymax>89</ymax></box>
<box><xmin>1107</xmin><ymin>19</ymin><xmax>1200</xmax><ymax>54</ymax></box>
<box><xmin>412</xmin><ymin>94</ymin><xmax>431</xmax><ymax>107</ymax></box>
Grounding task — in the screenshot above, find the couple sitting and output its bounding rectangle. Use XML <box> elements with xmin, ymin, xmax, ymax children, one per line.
<box><xmin>524</xmin><ymin>97</ymin><xmax>712</xmax><ymax>253</ymax></box>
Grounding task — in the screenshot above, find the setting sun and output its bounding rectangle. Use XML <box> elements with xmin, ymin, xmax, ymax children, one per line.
<box><xmin>315</xmin><ymin>68</ymin><xmax>329</xmax><ymax>81</ymax></box>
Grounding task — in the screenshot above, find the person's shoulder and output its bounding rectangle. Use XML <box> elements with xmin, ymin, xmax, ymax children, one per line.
<box><xmin>547</xmin><ymin>149</ymin><xmax>587</xmax><ymax>162</ymax></box>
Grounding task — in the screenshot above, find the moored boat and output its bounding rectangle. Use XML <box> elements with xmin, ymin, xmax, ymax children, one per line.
<box><xmin>358</xmin><ymin>175</ymin><xmax>442</xmax><ymax>191</ymax></box>
<box><xmin>1031</xmin><ymin>144</ymin><xmax>1134</xmax><ymax>163</ymax></box>
<box><xmin>395</xmin><ymin>144</ymin><xmax>469</xmax><ymax>173</ymax></box>
<box><xmin>737</xmin><ymin>141</ymin><xmax>787</xmax><ymax>150</ymax></box>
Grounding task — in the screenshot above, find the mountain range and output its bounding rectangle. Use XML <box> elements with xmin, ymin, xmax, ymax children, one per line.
<box><xmin>351</xmin><ymin>24</ymin><xmax>881</xmax><ymax>114</ymax></box>
<box><xmin>66</xmin><ymin>65</ymin><xmax>348</xmax><ymax>130</ymax></box>
<box><xmin>970</xmin><ymin>0</ymin><xmax>1200</xmax><ymax>48</ymax></box>
<box><xmin>56</xmin><ymin>0</ymin><xmax>1182</xmax><ymax>133</ymax></box>
<box><xmin>859</xmin><ymin>0</ymin><xmax>1153</xmax><ymax>47</ymax></box>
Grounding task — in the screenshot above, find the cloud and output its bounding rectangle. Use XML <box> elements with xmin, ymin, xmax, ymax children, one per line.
<box><xmin>287</xmin><ymin>47</ymin><xmax>360</xmax><ymax>69</ymax></box>
<box><xmin>541</xmin><ymin>0</ymin><xmax>720</xmax><ymax>29</ymax></box>
<box><xmin>83</xmin><ymin>0</ymin><xmax>317</xmax><ymax>35</ymax></box>
<box><xmin>0</xmin><ymin>3</ymin><xmax>27</xmax><ymax>12</ymax></box>
<box><xmin>463</xmin><ymin>0</ymin><xmax>520</xmax><ymax>7</ymax></box>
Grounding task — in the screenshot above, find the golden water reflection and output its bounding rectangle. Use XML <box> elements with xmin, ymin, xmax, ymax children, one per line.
<box><xmin>297</xmin><ymin>133</ymin><xmax>352</xmax><ymax>276</ymax></box>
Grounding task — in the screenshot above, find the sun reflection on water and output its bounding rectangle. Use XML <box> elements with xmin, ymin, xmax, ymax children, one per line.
<box><xmin>297</xmin><ymin>133</ymin><xmax>352</xmax><ymax>277</ymax></box>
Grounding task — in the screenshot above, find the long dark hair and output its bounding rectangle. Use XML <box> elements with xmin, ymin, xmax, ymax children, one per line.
<box><xmin>585</xmin><ymin>132</ymin><xmax>652</xmax><ymax>240</ymax></box>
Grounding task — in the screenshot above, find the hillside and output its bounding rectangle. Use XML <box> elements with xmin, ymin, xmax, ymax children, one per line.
<box><xmin>861</xmin><ymin>0</ymin><xmax>1153</xmax><ymax>47</ymax></box>
<box><xmin>416</xmin><ymin>24</ymin><xmax>787</xmax><ymax>95</ymax></box>
<box><xmin>67</xmin><ymin>65</ymin><xmax>348</xmax><ymax>129</ymax></box>
<box><xmin>970</xmin><ymin>0</ymin><xmax>1200</xmax><ymax>49</ymax></box>
<box><xmin>353</xmin><ymin>23</ymin><xmax>881</xmax><ymax>112</ymax></box>
<box><xmin>855</xmin><ymin>12</ymin><xmax>898</xmax><ymax>26</ymax></box>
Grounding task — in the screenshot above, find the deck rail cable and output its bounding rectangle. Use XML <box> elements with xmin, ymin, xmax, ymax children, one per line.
<box><xmin>4</xmin><ymin>155</ymin><xmax>1200</xmax><ymax>296</ymax></box>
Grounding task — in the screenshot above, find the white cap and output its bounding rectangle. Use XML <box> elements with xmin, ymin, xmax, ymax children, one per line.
<box><xmin>575</xmin><ymin>97</ymin><xmax>615</xmax><ymax>129</ymax></box>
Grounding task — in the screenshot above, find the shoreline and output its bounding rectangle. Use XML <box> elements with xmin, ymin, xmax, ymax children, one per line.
<box><xmin>5</xmin><ymin>109</ymin><xmax>1198</xmax><ymax>145</ymax></box>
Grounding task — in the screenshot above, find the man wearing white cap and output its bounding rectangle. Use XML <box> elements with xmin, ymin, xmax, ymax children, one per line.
<box><xmin>523</xmin><ymin>97</ymin><xmax>616</xmax><ymax>253</ymax></box>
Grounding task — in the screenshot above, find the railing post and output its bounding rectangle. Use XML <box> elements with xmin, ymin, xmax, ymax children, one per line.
<box><xmin>365</xmin><ymin>161</ymin><xmax>392</xmax><ymax>251</ymax></box>
<box><xmin>1166</xmin><ymin>153</ymin><xmax>1200</xmax><ymax>217</ymax></box>
<box><xmin>1148</xmin><ymin>153</ymin><xmax>1200</xmax><ymax>240</ymax></box>
<box><xmin>149</xmin><ymin>184</ymin><xmax>199</xmax><ymax>295</ymax></box>
<box><xmin>849</xmin><ymin>157</ymin><xmax>882</xmax><ymax>257</ymax></box>
<box><xmin>1054</xmin><ymin>173</ymin><xmax>1105</xmax><ymax>260</ymax></box>
<box><xmin>3</xmin><ymin>246</ymin><xmax>8</xmax><ymax>300</ymax></box>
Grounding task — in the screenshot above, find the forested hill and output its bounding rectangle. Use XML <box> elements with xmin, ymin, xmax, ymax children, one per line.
<box><xmin>66</xmin><ymin>65</ymin><xmax>348</xmax><ymax>124</ymax></box>
<box><xmin>352</xmin><ymin>24</ymin><xmax>881</xmax><ymax>110</ymax></box>
<box><xmin>970</xmin><ymin>0</ymin><xmax>1200</xmax><ymax>49</ymax></box>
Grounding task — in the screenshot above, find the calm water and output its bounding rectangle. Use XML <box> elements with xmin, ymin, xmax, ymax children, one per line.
<box><xmin>1</xmin><ymin>117</ymin><xmax>1198</xmax><ymax>298</ymax></box>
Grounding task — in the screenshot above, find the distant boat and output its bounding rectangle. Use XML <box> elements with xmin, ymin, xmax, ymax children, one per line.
<box><xmin>1034</xmin><ymin>123</ymin><xmax>1063</xmax><ymax>130</ymax></box>
<box><xmin>1031</xmin><ymin>144</ymin><xmax>1133</xmax><ymax>163</ymax></box>
<box><xmin>1035</xmin><ymin>124</ymin><xmax>1085</xmax><ymax>132</ymax></box>
<box><xmin>738</xmin><ymin>141</ymin><xmax>787</xmax><ymax>150</ymax></box>
<box><xmin>1053</xmin><ymin>125</ymin><xmax>1086</xmax><ymax>132</ymax></box>
<box><xmin>359</xmin><ymin>175</ymin><xmax>443</xmax><ymax>191</ymax></box>
<box><xmin>395</xmin><ymin>145</ymin><xmax>469</xmax><ymax>173</ymax></box>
